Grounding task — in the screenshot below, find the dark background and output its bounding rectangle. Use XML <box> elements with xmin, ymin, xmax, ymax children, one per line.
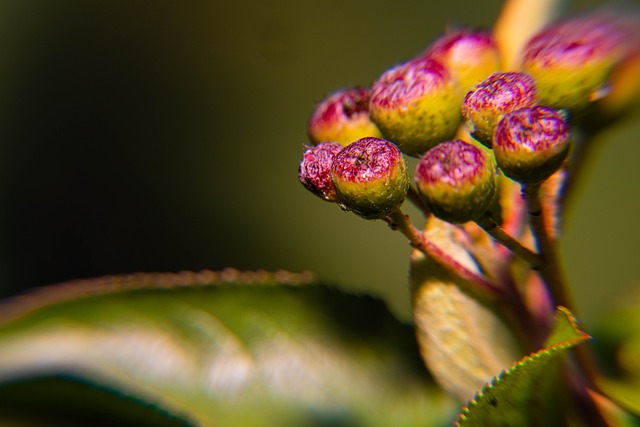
<box><xmin>0</xmin><ymin>0</ymin><xmax>637</xmax><ymax>323</ymax></box>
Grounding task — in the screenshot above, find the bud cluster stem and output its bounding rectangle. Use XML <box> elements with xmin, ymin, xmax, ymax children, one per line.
<box><xmin>386</xmin><ymin>208</ymin><xmax>505</xmax><ymax>298</ymax></box>
<box><xmin>523</xmin><ymin>183</ymin><xmax>573</xmax><ymax>310</ymax></box>
<box><xmin>524</xmin><ymin>183</ymin><xmax>602</xmax><ymax>393</ymax></box>
<box><xmin>475</xmin><ymin>214</ymin><xmax>541</xmax><ymax>267</ymax></box>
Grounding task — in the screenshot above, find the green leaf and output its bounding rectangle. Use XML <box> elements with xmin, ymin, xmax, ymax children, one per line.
<box><xmin>410</xmin><ymin>218</ymin><xmax>522</xmax><ymax>403</ymax></box>
<box><xmin>0</xmin><ymin>270</ymin><xmax>456</xmax><ymax>427</ymax></box>
<box><xmin>454</xmin><ymin>306</ymin><xmax>591</xmax><ymax>426</ymax></box>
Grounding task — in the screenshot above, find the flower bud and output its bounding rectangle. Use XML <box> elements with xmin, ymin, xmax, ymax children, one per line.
<box><xmin>462</xmin><ymin>72</ymin><xmax>538</xmax><ymax>148</ymax></box>
<box><xmin>414</xmin><ymin>140</ymin><xmax>498</xmax><ymax>223</ymax></box>
<box><xmin>308</xmin><ymin>87</ymin><xmax>383</xmax><ymax>146</ymax></box>
<box><xmin>369</xmin><ymin>57</ymin><xmax>462</xmax><ymax>157</ymax></box>
<box><xmin>330</xmin><ymin>137</ymin><xmax>409</xmax><ymax>219</ymax></box>
<box><xmin>298</xmin><ymin>141</ymin><xmax>343</xmax><ymax>202</ymax></box>
<box><xmin>494</xmin><ymin>106</ymin><xmax>570</xmax><ymax>184</ymax></box>
<box><xmin>424</xmin><ymin>28</ymin><xmax>502</xmax><ymax>94</ymax></box>
<box><xmin>522</xmin><ymin>13</ymin><xmax>629</xmax><ymax>113</ymax></box>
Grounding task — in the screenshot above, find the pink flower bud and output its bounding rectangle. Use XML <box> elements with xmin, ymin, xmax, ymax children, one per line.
<box><xmin>494</xmin><ymin>106</ymin><xmax>570</xmax><ymax>184</ymax></box>
<box><xmin>298</xmin><ymin>142</ymin><xmax>344</xmax><ymax>202</ymax></box>
<box><xmin>462</xmin><ymin>72</ymin><xmax>538</xmax><ymax>147</ymax></box>
<box><xmin>370</xmin><ymin>58</ymin><xmax>462</xmax><ymax>157</ymax></box>
<box><xmin>414</xmin><ymin>140</ymin><xmax>498</xmax><ymax>223</ymax></box>
<box><xmin>308</xmin><ymin>87</ymin><xmax>383</xmax><ymax>146</ymax></box>
<box><xmin>522</xmin><ymin>12</ymin><xmax>631</xmax><ymax>113</ymax></box>
<box><xmin>425</xmin><ymin>28</ymin><xmax>502</xmax><ymax>93</ymax></box>
<box><xmin>331</xmin><ymin>137</ymin><xmax>409</xmax><ymax>219</ymax></box>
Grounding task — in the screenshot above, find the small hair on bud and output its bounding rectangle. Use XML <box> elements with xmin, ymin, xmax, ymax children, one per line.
<box><xmin>330</xmin><ymin>137</ymin><xmax>410</xmax><ymax>219</ymax></box>
<box><xmin>298</xmin><ymin>141</ymin><xmax>344</xmax><ymax>202</ymax></box>
<box><xmin>494</xmin><ymin>106</ymin><xmax>570</xmax><ymax>184</ymax></box>
<box><xmin>414</xmin><ymin>140</ymin><xmax>498</xmax><ymax>223</ymax></box>
<box><xmin>462</xmin><ymin>72</ymin><xmax>538</xmax><ymax>147</ymax></box>
<box><xmin>308</xmin><ymin>87</ymin><xmax>383</xmax><ymax>146</ymax></box>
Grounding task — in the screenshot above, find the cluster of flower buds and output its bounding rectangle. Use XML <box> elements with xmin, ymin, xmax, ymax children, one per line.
<box><xmin>299</xmin><ymin>11</ymin><xmax>639</xmax><ymax>224</ymax></box>
<box><xmin>521</xmin><ymin>11</ymin><xmax>639</xmax><ymax>115</ymax></box>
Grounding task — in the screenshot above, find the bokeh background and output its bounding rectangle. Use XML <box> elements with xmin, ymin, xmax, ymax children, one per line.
<box><xmin>0</xmin><ymin>0</ymin><xmax>637</xmax><ymax>325</ymax></box>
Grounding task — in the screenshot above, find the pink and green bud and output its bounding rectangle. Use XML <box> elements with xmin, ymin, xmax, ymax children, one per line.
<box><xmin>494</xmin><ymin>106</ymin><xmax>570</xmax><ymax>184</ymax></box>
<box><xmin>462</xmin><ymin>72</ymin><xmax>538</xmax><ymax>148</ymax></box>
<box><xmin>330</xmin><ymin>137</ymin><xmax>409</xmax><ymax>219</ymax></box>
<box><xmin>369</xmin><ymin>57</ymin><xmax>462</xmax><ymax>157</ymax></box>
<box><xmin>522</xmin><ymin>13</ymin><xmax>630</xmax><ymax>114</ymax></box>
<box><xmin>425</xmin><ymin>28</ymin><xmax>502</xmax><ymax>94</ymax></box>
<box><xmin>308</xmin><ymin>87</ymin><xmax>383</xmax><ymax>146</ymax></box>
<box><xmin>298</xmin><ymin>142</ymin><xmax>343</xmax><ymax>203</ymax></box>
<box><xmin>414</xmin><ymin>140</ymin><xmax>498</xmax><ymax>223</ymax></box>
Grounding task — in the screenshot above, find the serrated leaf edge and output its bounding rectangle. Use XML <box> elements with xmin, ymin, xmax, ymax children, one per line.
<box><xmin>0</xmin><ymin>268</ymin><xmax>315</xmax><ymax>325</ymax></box>
<box><xmin>453</xmin><ymin>306</ymin><xmax>591</xmax><ymax>426</ymax></box>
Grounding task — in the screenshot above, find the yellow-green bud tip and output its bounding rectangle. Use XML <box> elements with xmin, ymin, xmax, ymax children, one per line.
<box><xmin>494</xmin><ymin>106</ymin><xmax>570</xmax><ymax>184</ymax></box>
<box><xmin>331</xmin><ymin>137</ymin><xmax>409</xmax><ymax>220</ymax></box>
<box><xmin>415</xmin><ymin>140</ymin><xmax>498</xmax><ymax>223</ymax></box>
<box><xmin>369</xmin><ymin>57</ymin><xmax>462</xmax><ymax>157</ymax></box>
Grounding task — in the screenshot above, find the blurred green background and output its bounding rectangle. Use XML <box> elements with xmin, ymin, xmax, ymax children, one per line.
<box><xmin>0</xmin><ymin>0</ymin><xmax>637</xmax><ymax>325</ymax></box>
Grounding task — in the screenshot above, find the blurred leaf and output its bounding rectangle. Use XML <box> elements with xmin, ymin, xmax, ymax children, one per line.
<box><xmin>0</xmin><ymin>375</ymin><xmax>193</xmax><ymax>427</ymax></box>
<box><xmin>454</xmin><ymin>306</ymin><xmax>591</xmax><ymax>426</ymax></box>
<box><xmin>594</xmin><ymin>290</ymin><xmax>640</xmax><ymax>417</ymax></box>
<box><xmin>587</xmin><ymin>388</ymin><xmax>640</xmax><ymax>427</ymax></box>
<box><xmin>411</xmin><ymin>218</ymin><xmax>522</xmax><ymax>402</ymax></box>
<box><xmin>0</xmin><ymin>270</ymin><xmax>455</xmax><ymax>427</ymax></box>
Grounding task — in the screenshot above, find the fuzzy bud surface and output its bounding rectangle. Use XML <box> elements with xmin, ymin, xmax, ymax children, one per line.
<box><xmin>494</xmin><ymin>106</ymin><xmax>570</xmax><ymax>184</ymax></box>
<box><xmin>331</xmin><ymin>137</ymin><xmax>409</xmax><ymax>219</ymax></box>
<box><xmin>308</xmin><ymin>87</ymin><xmax>382</xmax><ymax>146</ymax></box>
<box><xmin>522</xmin><ymin>13</ymin><xmax>629</xmax><ymax>113</ymax></box>
<box><xmin>462</xmin><ymin>72</ymin><xmax>538</xmax><ymax>147</ymax></box>
<box><xmin>425</xmin><ymin>29</ymin><xmax>502</xmax><ymax>94</ymax></box>
<box><xmin>414</xmin><ymin>140</ymin><xmax>498</xmax><ymax>223</ymax></box>
<box><xmin>298</xmin><ymin>142</ymin><xmax>344</xmax><ymax>202</ymax></box>
<box><xmin>370</xmin><ymin>58</ymin><xmax>462</xmax><ymax>157</ymax></box>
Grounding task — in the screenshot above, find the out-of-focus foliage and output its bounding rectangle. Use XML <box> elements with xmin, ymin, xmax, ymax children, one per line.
<box><xmin>595</xmin><ymin>290</ymin><xmax>640</xmax><ymax>416</ymax></box>
<box><xmin>0</xmin><ymin>271</ymin><xmax>456</xmax><ymax>427</ymax></box>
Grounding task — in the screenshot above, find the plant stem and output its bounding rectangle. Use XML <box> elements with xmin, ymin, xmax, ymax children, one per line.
<box><xmin>523</xmin><ymin>183</ymin><xmax>574</xmax><ymax>310</ymax></box>
<box><xmin>475</xmin><ymin>213</ymin><xmax>541</xmax><ymax>267</ymax></box>
<box><xmin>386</xmin><ymin>208</ymin><xmax>506</xmax><ymax>298</ymax></box>
<box><xmin>523</xmin><ymin>183</ymin><xmax>602</xmax><ymax>390</ymax></box>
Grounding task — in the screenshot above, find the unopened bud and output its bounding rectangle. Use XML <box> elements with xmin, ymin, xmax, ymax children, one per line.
<box><xmin>370</xmin><ymin>58</ymin><xmax>462</xmax><ymax>157</ymax></box>
<box><xmin>425</xmin><ymin>28</ymin><xmax>502</xmax><ymax>94</ymax></box>
<box><xmin>522</xmin><ymin>13</ymin><xmax>629</xmax><ymax>113</ymax></box>
<box><xmin>462</xmin><ymin>72</ymin><xmax>538</xmax><ymax>147</ymax></box>
<box><xmin>414</xmin><ymin>140</ymin><xmax>498</xmax><ymax>223</ymax></box>
<box><xmin>331</xmin><ymin>137</ymin><xmax>409</xmax><ymax>219</ymax></box>
<box><xmin>308</xmin><ymin>87</ymin><xmax>383</xmax><ymax>146</ymax></box>
<box><xmin>298</xmin><ymin>142</ymin><xmax>343</xmax><ymax>202</ymax></box>
<box><xmin>494</xmin><ymin>106</ymin><xmax>570</xmax><ymax>184</ymax></box>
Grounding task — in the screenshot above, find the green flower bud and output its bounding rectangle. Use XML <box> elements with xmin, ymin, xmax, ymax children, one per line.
<box><xmin>298</xmin><ymin>142</ymin><xmax>343</xmax><ymax>202</ymax></box>
<box><xmin>308</xmin><ymin>87</ymin><xmax>383</xmax><ymax>146</ymax></box>
<box><xmin>330</xmin><ymin>137</ymin><xmax>409</xmax><ymax>219</ymax></box>
<box><xmin>462</xmin><ymin>72</ymin><xmax>538</xmax><ymax>148</ymax></box>
<box><xmin>494</xmin><ymin>106</ymin><xmax>570</xmax><ymax>184</ymax></box>
<box><xmin>414</xmin><ymin>140</ymin><xmax>498</xmax><ymax>223</ymax></box>
<box><xmin>425</xmin><ymin>28</ymin><xmax>502</xmax><ymax>94</ymax></box>
<box><xmin>369</xmin><ymin>57</ymin><xmax>463</xmax><ymax>157</ymax></box>
<box><xmin>522</xmin><ymin>13</ymin><xmax>629</xmax><ymax>113</ymax></box>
